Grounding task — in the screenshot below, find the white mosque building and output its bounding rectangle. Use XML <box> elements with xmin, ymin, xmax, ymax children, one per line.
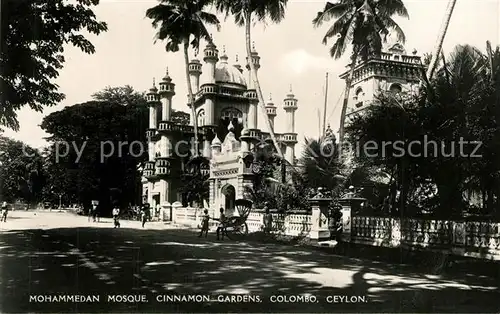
<box><xmin>141</xmin><ymin>41</ymin><xmax>298</xmax><ymax>219</ymax></box>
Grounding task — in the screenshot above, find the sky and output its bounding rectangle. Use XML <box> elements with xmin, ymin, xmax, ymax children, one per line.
<box><xmin>3</xmin><ymin>0</ymin><xmax>500</xmax><ymax>157</ymax></box>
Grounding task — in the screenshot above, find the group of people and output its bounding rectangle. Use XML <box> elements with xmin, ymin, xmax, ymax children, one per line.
<box><xmin>198</xmin><ymin>207</ymin><xmax>226</xmax><ymax>240</ymax></box>
<box><xmin>198</xmin><ymin>203</ymin><xmax>273</xmax><ymax>240</ymax></box>
<box><xmin>87</xmin><ymin>202</ymin><xmax>152</xmax><ymax>229</ymax></box>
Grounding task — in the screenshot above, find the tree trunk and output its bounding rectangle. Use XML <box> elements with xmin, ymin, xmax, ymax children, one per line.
<box><xmin>245</xmin><ymin>11</ymin><xmax>284</xmax><ymax>160</ymax></box>
<box><xmin>184</xmin><ymin>40</ymin><xmax>199</xmax><ymax>156</ymax></box>
<box><xmin>338</xmin><ymin>50</ymin><xmax>360</xmax><ymax>156</ymax></box>
<box><xmin>426</xmin><ymin>0</ymin><xmax>457</xmax><ymax>81</ymax></box>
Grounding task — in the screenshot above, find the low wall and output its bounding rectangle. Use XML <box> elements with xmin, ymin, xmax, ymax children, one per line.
<box><xmin>172</xmin><ymin>207</ymin><xmax>312</xmax><ymax>236</ymax></box>
<box><xmin>169</xmin><ymin>206</ymin><xmax>500</xmax><ymax>260</ymax></box>
<box><xmin>351</xmin><ymin>216</ymin><xmax>500</xmax><ymax>260</ymax></box>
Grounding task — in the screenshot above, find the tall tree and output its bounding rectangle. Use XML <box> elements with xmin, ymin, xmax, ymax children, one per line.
<box><xmin>214</xmin><ymin>0</ymin><xmax>288</xmax><ymax>161</ymax></box>
<box><xmin>92</xmin><ymin>85</ymin><xmax>147</xmax><ymax>106</ymax></box>
<box><xmin>146</xmin><ymin>0</ymin><xmax>220</xmax><ymax>157</ymax></box>
<box><xmin>425</xmin><ymin>0</ymin><xmax>457</xmax><ymax>81</ymax></box>
<box><xmin>41</xmin><ymin>101</ymin><xmax>149</xmax><ymax>213</ymax></box>
<box><xmin>0</xmin><ymin>0</ymin><xmax>107</xmax><ymax>131</ymax></box>
<box><xmin>0</xmin><ymin>136</ymin><xmax>44</xmax><ymax>204</ymax></box>
<box><xmin>91</xmin><ymin>85</ymin><xmax>191</xmax><ymax>124</ymax></box>
<box><xmin>312</xmin><ymin>0</ymin><xmax>408</xmax><ymax>147</ymax></box>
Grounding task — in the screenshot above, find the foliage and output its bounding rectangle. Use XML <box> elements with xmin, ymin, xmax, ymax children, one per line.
<box><xmin>346</xmin><ymin>44</ymin><xmax>500</xmax><ymax>219</ymax></box>
<box><xmin>171</xmin><ymin>110</ymin><xmax>190</xmax><ymax>125</ymax></box>
<box><xmin>300</xmin><ymin>135</ymin><xmax>343</xmax><ymax>196</ymax></box>
<box><xmin>312</xmin><ymin>0</ymin><xmax>409</xmax><ymax>61</ymax></box>
<box><xmin>91</xmin><ymin>85</ymin><xmax>190</xmax><ymax>124</ymax></box>
<box><xmin>0</xmin><ymin>136</ymin><xmax>44</xmax><ymax>204</ymax></box>
<box><xmin>40</xmin><ymin>100</ymin><xmax>148</xmax><ymax>213</ymax></box>
<box><xmin>179</xmin><ymin>171</ymin><xmax>209</xmax><ymax>207</ymax></box>
<box><xmin>92</xmin><ymin>85</ymin><xmax>147</xmax><ymax>106</ymax></box>
<box><xmin>214</xmin><ymin>0</ymin><xmax>288</xmax><ymax>26</ymax></box>
<box><xmin>0</xmin><ymin>0</ymin><xmax>107</xmax><ymax>131</ymax></box>
<box><xmin>245</xmin><ymin>144</ymin><xmax>309</xmax><ymax>211</ymax></box>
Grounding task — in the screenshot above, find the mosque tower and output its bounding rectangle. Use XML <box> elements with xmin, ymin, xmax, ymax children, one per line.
<box><xmin>282</xmin><ymin>86</ymin><xmax>298</xmax><ymax>165</ymax></box>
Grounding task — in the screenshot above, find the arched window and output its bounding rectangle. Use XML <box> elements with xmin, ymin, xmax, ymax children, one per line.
<box><xmin>353</xmin><ymin>87</ymin><xmax>364</xmax><ymax>108</ymax></box>
<box><xmin>197</xmin><ymin>109</ymin><xmax>205</xmax><ymax>127</ymax></box>
<box><xmin>217</xmin><ymin>108</ymin><xmax>243</xmax><ymax>141</ymax></box>
<box><xmin>389</xmin><ymin>83</ymin><xmax>402</xmax><ymax>94</ymax></box>
<box><xmin>220</xmin><ymin>108</ymin><xmax>243</xmax><ymax>123</ymax></box>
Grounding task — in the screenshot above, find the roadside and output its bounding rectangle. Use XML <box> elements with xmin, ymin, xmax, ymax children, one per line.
<box><xmin>167</xmin><ymin>223</ymin><xmax>499</xmax><ymax>284</ymax></box>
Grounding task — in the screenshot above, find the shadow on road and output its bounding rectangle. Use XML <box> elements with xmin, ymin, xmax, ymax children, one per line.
<box><xmin>0</xmin><ymin>226</ymin><xmax>498</xmax><ymax>313</ymax></box>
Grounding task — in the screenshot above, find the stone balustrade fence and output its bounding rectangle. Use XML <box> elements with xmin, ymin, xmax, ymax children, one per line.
<box><xmin>161</xmin><ymin>200</ymin><xmax>500</xmax><ymax>260</ymax></box>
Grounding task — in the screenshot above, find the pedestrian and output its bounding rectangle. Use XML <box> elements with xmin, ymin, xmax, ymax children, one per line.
<box><xmin>112</xmin><ymin>204</ymin><xmax>121</xmax><ymax>228</ymax></box>
<box><xmin>91</xmin><ymin>203</ymin><xmax>98</xmax><ymax>222</ymax></box>
<box><xmin>141</xmin><ymin>203</ymin><xmax>150</xmax><ymax>228</ymax></box>
<box><xmin>87</xmin><ymin>205</ymin><xmax>93</xmax><ymax>222</ymax></box>
<box><xmin>215</xmin><ymin>207</ymin><xmax>226</xmax><ymax>241</ymax></box>
<box><xmin>198</xmin><ymin>209</ymin><xmax>210</xmax><ymax>238</ymax></box>
<box><xmin>263</xmin><ymin>202</ymin><xmax>273</xmax><ymax>234</ymax></box>
<box><xmin>1</xmin><ymin>202</ymin><xmax>8</xmax><ymax>222</ymax></box>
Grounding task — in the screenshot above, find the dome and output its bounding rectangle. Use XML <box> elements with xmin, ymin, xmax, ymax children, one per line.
<box><xmin>215</xmin><ymin>59</ymin><xmax>247</xmax><ymax>87</ymax></box>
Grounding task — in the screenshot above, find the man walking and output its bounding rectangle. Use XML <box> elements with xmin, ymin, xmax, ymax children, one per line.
<box><xmin>112</xmin><ymin>204</ymin><xmax>121</xmax><ymax>228</ymax></box>
<box><xmin>1</xmin><ymin>202</ymin><xmax>8</xmax><ymax>222</ymax></box>
<box><xmin>141</xmin><ymin>203</ymin><xmax>150</xmax><ymax>228</ymax></box>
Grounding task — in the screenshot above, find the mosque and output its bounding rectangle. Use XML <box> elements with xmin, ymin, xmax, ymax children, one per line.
<box><xmin>141</xmin><ymin>41</ymin><xmax>298</xmax><ymax>219</ymax></box>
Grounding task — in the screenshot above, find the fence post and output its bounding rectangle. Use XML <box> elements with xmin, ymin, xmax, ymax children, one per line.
<box><xmin>171</xmin><ymin>201</ymin><xmax>183</xmax><ymax>224</ymax></box>
<box><xmin>452</xmin><ymin>220</ymin><xmax>466</xmax><ymax>255</ymax></box>
<box><xmin>309</xmin><ymin>193</ymin><xmax>332</xmax><ymax>242</ymax></box>
<box><xmin>161</xmin><ymin>202</ymin><xmax>171</xmax><ymax>222</ymax></box>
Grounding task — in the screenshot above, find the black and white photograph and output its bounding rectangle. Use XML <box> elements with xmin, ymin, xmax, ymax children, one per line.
<box><xmin>0</xmin><ymin>0</ymin><xmax>499</xmax><ymax>312</ymax></box>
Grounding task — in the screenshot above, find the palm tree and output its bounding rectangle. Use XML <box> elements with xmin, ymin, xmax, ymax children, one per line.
<box><xmin>425</xmin><ymin>0</ymin><xmax>457</xmax><ymax>81</ymax></box>
<box><xmin>313</xmin><ymin>0</ymin><xmax>409</xmax><ymax>147</ymax></box>
<box><xmin>146</xmin><ymin>0</ymin><xmax>220</xmax><ymax>156</ymax></box>
<box><xmin>214</xmin><ymin>0</ymin><xmax>288</xmax><ymax>160</ymax></box>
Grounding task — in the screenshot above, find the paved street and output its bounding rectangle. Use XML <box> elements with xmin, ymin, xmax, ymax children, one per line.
<box><xmin>0</xmin><ymin>211</ymin><xmax>498</xmax><ymax>313</ymax></box>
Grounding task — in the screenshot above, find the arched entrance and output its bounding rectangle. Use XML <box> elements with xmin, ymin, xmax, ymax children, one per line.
<box><xmin>220</xmin><ymin>184</ymin><xmax>235</xmax><ymax>211</ymax></box>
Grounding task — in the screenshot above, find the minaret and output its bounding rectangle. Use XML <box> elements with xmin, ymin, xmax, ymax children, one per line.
<box><xmin>246</xmin><ymin>42</ymin><xmax>261</xmax><ymax>89</ymax></box>
<box><xmin>159</xmin><ymin>68</ymin><xmax>175</xmax><ymax>122</ymax></box>
<box><xmin>158</xmin><ymin>68</ymin><xmax>175</xmax><ymax>159</ymax></box>
<box><xmin>265</xmin><ymin>93</ymin><xmax>277</xmax><ymax>131</ymax></box>
<box><xmin>188</xmin><ymin>58</ymin><xmax>202</xmax><ymax>93</ymax></box>
<box><xmin>203</xmin><ymin>40</ymin><xmax>219</xmax><ymax>84</ymax></box>
<box><xmin>146</xmin><ymin>78</ymin><xmax>160</xmax><ymax>161</ymax></box>
<box><xmin>234</xmin><ymin>55</ymin><xmax>243</xmax><ymax>73</ymax></box>
<box><xmin>202</xmin><ymin>40</ymin><xmax>219</xmax><ymax>127</ymax></box>
<box><xmin>245</xmin><ymin>42</ymin><xmax>260</xmax><ymax>136</ymax></box>
<box><xmin>283</xmin><ymin>85</ymin><xmax>298</xmax><ymax>165</ymax></box>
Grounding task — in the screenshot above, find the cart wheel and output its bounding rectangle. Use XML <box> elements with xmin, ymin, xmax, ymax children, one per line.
<box><xmin>225</xmin><ymin>218</ymin><xmax>248</xmax><ymax>241</ymax></box>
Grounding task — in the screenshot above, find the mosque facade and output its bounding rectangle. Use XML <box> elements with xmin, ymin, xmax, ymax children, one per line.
<box><xmin>141</xmin><ymin>41</ymin><xmax>298</xmax><ymax>218</ymax></box>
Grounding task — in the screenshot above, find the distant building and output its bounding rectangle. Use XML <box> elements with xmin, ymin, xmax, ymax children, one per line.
<box><xmin>339</xmin><ymin>41</ymin><xmax>425</xmax><ymax>118</ymax></box>
<box><xmin>142</xmin><ymin>42</ymin><xmax>298</xmax><ymax>218</ymax></box>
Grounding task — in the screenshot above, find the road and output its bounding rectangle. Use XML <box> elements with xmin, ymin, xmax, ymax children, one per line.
<box><xmin>0</xmin><ymin>211</ymin><xmax>498</xmax><ymax>313</ymax></box>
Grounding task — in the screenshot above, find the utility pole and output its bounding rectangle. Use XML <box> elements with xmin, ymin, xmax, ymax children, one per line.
<box><xmin>322</xmin><ymin>73</ymin><xmax>329</xmax><ymax>136</ymax></box>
